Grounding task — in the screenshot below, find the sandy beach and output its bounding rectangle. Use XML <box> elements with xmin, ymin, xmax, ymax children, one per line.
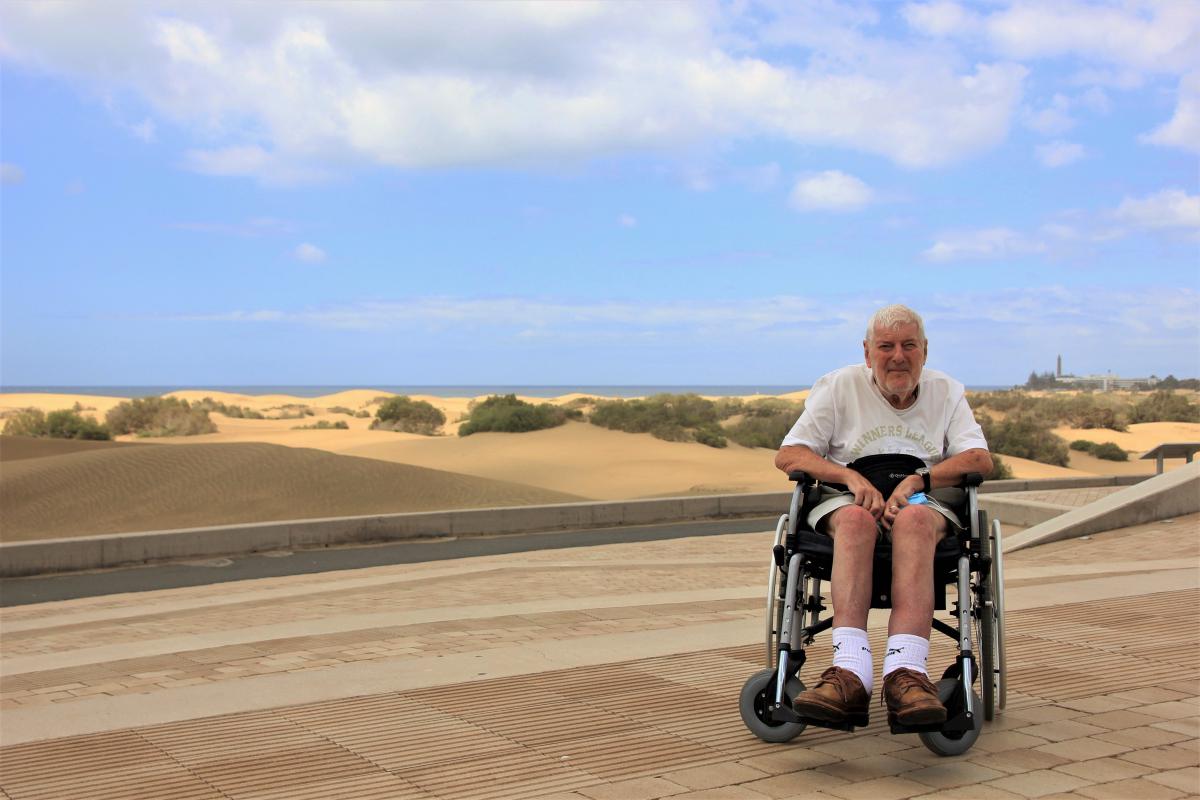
<box><xmin>1</xmin><ymin>389</ymin><xmax>1195</xmax><ymax>540</ymax></box>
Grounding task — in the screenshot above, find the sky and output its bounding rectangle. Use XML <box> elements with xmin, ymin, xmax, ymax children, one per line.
<box><xmin>1</xmin><ymin>0</ymin><xmax>1198</xmax><ymax>388</ymax></box>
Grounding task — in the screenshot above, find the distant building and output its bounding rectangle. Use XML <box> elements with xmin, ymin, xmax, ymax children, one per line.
<box><xmin>1054</xmin><ymin>355</ymin><xmax>1158</xmax><ymax>390</ymax></box>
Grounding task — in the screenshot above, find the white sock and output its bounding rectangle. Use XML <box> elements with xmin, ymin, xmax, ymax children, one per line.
<box><xmin>831</xmin><ymin>627</ymin><xmax>873</xmax><ymax>694</ymax></box>
<box><xmin>883</xmin><ymin>634</ymin><xmax>930</xmax><ymax>677</ymax></box>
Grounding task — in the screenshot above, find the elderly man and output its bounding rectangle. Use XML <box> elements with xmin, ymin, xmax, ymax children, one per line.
<box><xmin>775</xmin><ymin>304</ymin><xmax>992</xmax><ymax>726</ymax></box>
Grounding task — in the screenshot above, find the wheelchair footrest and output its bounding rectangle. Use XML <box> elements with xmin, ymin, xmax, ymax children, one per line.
<box><xmin>790</xmin><ymin>710</ymin><xmax>869</xmax><ymax>732</ymax></box>
<box><xmin>888</xmin><ymin>710</ymin><xmax>975</xmax><ymax>735</ymax></box>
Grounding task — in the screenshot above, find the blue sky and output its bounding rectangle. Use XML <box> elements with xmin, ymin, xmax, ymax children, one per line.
<box><xmin>1</xmin><ymin>1</ymin><xmax>1197</xmax><ymax>387</ymax></box>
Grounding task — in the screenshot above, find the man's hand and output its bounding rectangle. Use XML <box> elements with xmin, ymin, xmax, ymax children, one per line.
<box><xmin>845</xmin><ymin>470</ymin><xmax>885</xmax><ymax>520</ymax></box>
<box><xmin>881</xmin><ymin>474</ymin><xmax>925</xmax><ymax>530</ymax></box>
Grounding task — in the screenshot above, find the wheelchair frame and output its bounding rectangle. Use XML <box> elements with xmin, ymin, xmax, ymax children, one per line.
<box><xmin>739</xmin><ymin>470</ymin><xmax>1007</xmax><ymax>756</ymax></box>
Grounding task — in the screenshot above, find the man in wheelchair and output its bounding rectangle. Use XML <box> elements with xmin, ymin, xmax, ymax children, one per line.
<box><xmin>774</xmin><ymin>304</ymin><xmax>992</xmax><ymax>729</ymax></box>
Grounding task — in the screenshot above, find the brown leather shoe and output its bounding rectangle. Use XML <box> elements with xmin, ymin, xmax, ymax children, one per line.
<box><xmin>883</xmin><ymin>668</ymin><xmax>946</xmax><ymax>725</ymax></box>
<box><xmin>791</xmin><ymin>666</ymin><xmax>870</xmax><ymax>726</ymax></box>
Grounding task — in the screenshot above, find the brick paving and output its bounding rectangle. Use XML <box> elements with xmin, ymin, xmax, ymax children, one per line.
<box><xmin>0</xmin><ymin>508</ymin><xmax>1197</xmax><ymax>799</ymax></box>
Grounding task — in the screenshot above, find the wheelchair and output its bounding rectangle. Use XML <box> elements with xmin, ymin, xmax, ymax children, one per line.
<box><xmin>739</xmin><ymin>456</ymin><xmax>1008</xmax><ymax>756</ymax></box>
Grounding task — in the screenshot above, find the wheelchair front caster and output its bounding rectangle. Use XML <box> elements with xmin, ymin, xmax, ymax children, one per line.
<box><xmin>739</xmin><ymin>668</ymin><xmax>807</xmax><ymax>743</ymax></box>
<box><xmin>918</xmin><ymin>679</ymin><xmax>982</xmax><ymax>756</ymax></box>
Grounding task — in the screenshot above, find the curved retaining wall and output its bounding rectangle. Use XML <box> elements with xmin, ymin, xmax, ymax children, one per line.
<box><xmin>0</xmin><ymin>475</ymin><xmax>1146</xmax><ymax>578</ymax></box>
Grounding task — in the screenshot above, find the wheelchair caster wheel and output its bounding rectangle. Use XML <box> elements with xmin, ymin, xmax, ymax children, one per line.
<box><xmin>739</xmin><ymin>668</ymin><xmax>807</xmax><ymax>743</ymax></box>
<box><xmin>918</xmin><ymin>679</ymin><xmax>982</xmax><ymax>756</ymax></box>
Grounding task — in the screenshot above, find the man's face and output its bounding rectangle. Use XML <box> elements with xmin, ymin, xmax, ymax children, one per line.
<box><xmin>864</xmin><ymin>322</ymin><xmax>927</xmax><ymax>401</ymax></box>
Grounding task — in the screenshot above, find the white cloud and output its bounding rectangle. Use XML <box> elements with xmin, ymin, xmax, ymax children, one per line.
<box><xmin>294</xmin><ymin>243</ymin><xmax>327</xmax><ymax>263</ymax></box>
<box><xmin>790</xmin><ymin>170</ymin><xmax>873</xmax><ymax>212</ymax></box>
<box><xmin>157</xmin><ymin>289</ymin><xmax>1200</xmax><ymax>375</ymax></box>
<box><xmin>982</xmin><ymin>2</ymin><xmax>1199</xmax><ymax>74</ymax></box>
<box><xmin>0</xmin><ymin>2</ymin><xmax>1029</xmax><ymax>177</ymax></box>
<box><xmin>1142</xmin><ymin>73</ymin><xmax>1200</xmax><ymax>154</ymax></box>
<box><xmin>902</xmin><ymin>2</ymin><xmax>980</xmax><ymax>37</ymax></box>
<box><xmin>1113</xmin><ymin>189</ymin><xmax>1200</xmax><ymax>231</ymax></box>
<box><xmin>924</xmin><ymin>227</ymin><xmax>1047</xmax><ymax>261</ymax></box>
<box><xmin>617</xmin><ymin>213</ymin><xmax>637</xmax><ymax>228</ymax></box>
<box><xmin>1035</xmin><ymin>140</ymin><xmax>1085</xmax><ymax>168</ymax></box>
<box><xmin>0</xmin><ymin>162</ymin><xmax>25</xmax><ymax>184</ymax></box>
<box><xmin>1023</xmin><ymin>94</ymin><xmax>1074</xmax><ymax>135</ymax></box>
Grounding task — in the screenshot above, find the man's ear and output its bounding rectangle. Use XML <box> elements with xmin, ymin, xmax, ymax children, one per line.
<box><xmin>863</xmin><ymin>339</ymin><xmax>870</xmax><ymax>363</ymax></box>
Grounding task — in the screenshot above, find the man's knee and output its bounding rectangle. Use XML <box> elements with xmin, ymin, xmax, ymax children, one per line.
<box><xmin>828</xmin><ymin>505</ymin><xmax>877</xmax><ymax>544</ymax></box>
<box><xmin>891</xmin><ymin>506</ymin><xmax>945</xmax><ymax>545</ymax></box>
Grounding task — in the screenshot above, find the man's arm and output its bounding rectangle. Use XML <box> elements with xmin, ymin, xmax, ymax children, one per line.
<box><xmin>886</xmin><ymin>447</ymin><xmax>993</xmax><ymax>511</ymax></box>
<box><xmin>775</xmin><ymin>444</ymin><xmax>886</xmax><ymax>519</ymax></box>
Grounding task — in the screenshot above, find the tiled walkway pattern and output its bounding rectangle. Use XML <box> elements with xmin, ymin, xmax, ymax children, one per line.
<box><xmin>1</xmin><ymin>507</ymin><xmax>1198</xmax><ymax>799</ymax></box>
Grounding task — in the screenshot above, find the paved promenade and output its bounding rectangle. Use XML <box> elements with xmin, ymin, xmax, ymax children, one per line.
<box><xmin>1</xmin><ymin>500</ymin><xmax>1197</xmax><ymax>798</ymax></box>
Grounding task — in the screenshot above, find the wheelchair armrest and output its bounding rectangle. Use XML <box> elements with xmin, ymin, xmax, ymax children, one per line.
<box><xmin>959</xmin><ymin>472</ymin><xmax>984</xmax><ymax>488</ymax></box>
<box><xmin>787</xmin><ymin>470</ymin><xmax>810</xmax><ymax>483</ymax></box>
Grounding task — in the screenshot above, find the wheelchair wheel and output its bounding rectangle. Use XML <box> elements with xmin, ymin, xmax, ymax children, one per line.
<box><xmin>977</xmin><ymin>510</ymin><xmax>997</xmax><ymax>722</ymax></box>
<box><xmin>918</xmin><ymin>679</ymin><xmax>982</xmax><ymax>756</ymax></box>
<box><xmin>739</xmin><ymin>669</ymin><xmax>807</xmax><ymax>743</ymax></box>
<box><xmin>992</xmin><ymin>518</ymin><xmax>1008</xmax><ymax>711</ymax></box>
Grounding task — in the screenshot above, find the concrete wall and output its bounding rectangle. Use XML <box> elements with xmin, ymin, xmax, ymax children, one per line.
<box><xmin>1003</xmin><ymin>462</ymin><xmax>1200</xmax><ymax>552</ymax></box>
<box><xmin>0</xmin><ymin>473</ymin><xmax>1151</xmax><ymax>578</ymax></box>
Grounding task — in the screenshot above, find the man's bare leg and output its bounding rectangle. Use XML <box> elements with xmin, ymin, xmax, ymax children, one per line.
<box><xmin>881</xmin><ymin>505</ymin><xmax>947</xmax><ymax>724</ymax></box>
<box><xmin>791</xmin><ymin>504</ymin><xmax>877</xmax><ymax>722</ymax></box>
<box><xmin>887</xmin><ymin>505</ymin><xmax>944</xmax><ymax>638</ymax></box>
<box><xmin>827</xmin><ymin>504</ymin><xmax>877</xmax><ymax>630</ymax></box>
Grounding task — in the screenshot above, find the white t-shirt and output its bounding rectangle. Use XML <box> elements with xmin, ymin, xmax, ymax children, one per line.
<box><xmin>781</xmin><ymin>364</ymin><xmax>988</xmax><ymax>466</ymax></box>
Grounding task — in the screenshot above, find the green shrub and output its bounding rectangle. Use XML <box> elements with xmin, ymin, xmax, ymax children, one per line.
<box><xmin>693</xmin><ymin>423</ymin><xmax>728</xmax><ymax>448</ymax></box>
<box><xmin>1090</xmin><ymin>442</ymin><xmax>1128</xmax><ymax>461</ymax></box>
<box><xmin>327</xmin><ymin>406</ymin><xmax>356</xmax><ymax>416</ymax></box>
<box><xmin>3</xmin><ymin>408</ymin><xmax>48</xmax><ymax>437</ymax></box>
<box><xmin>46</xmin><ymin>409</ymin><xmax>111</xmax><ymax>440</ymax></box>
<box><xmin>1129</xmin><ymin>391</ymin><xmax>1200</xmax><ymax>423</ymax></box>
<box><xmin>292</xmin><ymin>420</ymin><xmax>349</xmax><ymax>430</ymax></box>
<box><xmin>266</xmin><ymin>404</ymin><xmax>315</xmax><ymax>420</ymax></box>
<box><xmin>194</xmin><ymin>398</ymin><xmax>265</xmax><ymax>419</ymax></box>
<box><xmin>990</xmin><ymin>454</ymin><xmax>1014</xmax><ymax>480</ymax></box>
<box><xmin>106</xmin><ymin>397</ymin><xmax>217</xmax><ymax>437</ymax></box>
<box><xmin>724</xmin><ymin>400</ymin><xmax>805</xmax><ymax>449</ymax></box>
<box><xmin>372</xmin><ymin>396</ymin><xmax>446</xmax><ymax>435</ymax></box>
<box><xmin>2</xmin><ymin>408</ymin><xmax>111</xmax><ymax>440</ymax></box>
<box><xmin>355</xmin><ymin>410</ymin><xmax>371</xmax><ymax>418</ymax></box>
<box><xmin>978</xmin><ymin>412</ymin><xmax>1070</xmax><ymax>467</ymax></box>
<box><xmin>1069</xmin><ymin>439</ymin><xmax>1095</xmax><ymax>452</ymax></box>
<box><xmin>458</xmin><ymin>394</ymin><xmax>567</xmax><ymax>436</ymax></box>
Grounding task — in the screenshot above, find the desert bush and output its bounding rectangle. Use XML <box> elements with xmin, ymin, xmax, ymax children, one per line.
<box><xmin>990</xmin><ymin>454</ymin><xmax>1014</xmax><ymax>480</ymax></box>
<box><xmin>977</xmin><ymin>412</ymin><xmax>1070</xmax><ymax>467</ymax></box>
<box><xmin>292</xmin><ymin>420</ymin><xmax>349</xmax><ymax>430</ymax></box>
<box><xmin>969</xmin><ymin>391</ymin><xmax>1128</xmax><ymax>430</ymax></box>
<box><xmin>693</xmin><ymin>423</ymin><xmax>728</xmax><ymax>448</ymax></box>
<box><xmin>266</xmin><ymin>404</ymin><xmax>315</xmax><ymax>420</ymax></box>
<box><xmin>327</xmin><ymin>406</ymin><xmax>356</xmax><ymax>416</ymax></box>
<box><xmin>372</xmin><ymin>396</ymin><xmax>446</xmax><ymax>435</ymax></box>
<box><xmin>2</xmin><ymin>408</ymin><xmax>48</xmax><ymax>437</ymax></box>
<box><xmin>194</xmin><ymin>397</ymin><xmax>264</xmax><ymax>419</ymax></box>
<box><xmin>1070</xmin><ymin>439</ymin><xmax>1095</xmax><ymax>452</ymax></box>
<box><xmin>1090</xmin><ymin>442</ymin><xmax>1128</xmax><ymax>461</ymax></box>
<box><xmin>458</xmin><ymin>394</ymin><xmax>567</xmax><ymax>436</ymax></box>
<box><xmin>1129</xmin><ymin>391</ymin><xmax>1200</xmax><ymax>423</ymax></box>
<box><xmin>106</xmin><ymin>397</ymin><xmax>217</xmax><ymax>437</ymax></box>
<box><xmin>724</xmin><ymin>400</ymin><xmax>805</xmax><ymax>449</ymax></box>
<box><xmin>2</xmin><ymin>408</ymin><xmax>111</xmax><ymax>440</ymax></box>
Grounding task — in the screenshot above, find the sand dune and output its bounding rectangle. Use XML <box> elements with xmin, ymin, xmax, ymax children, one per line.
<box><xmin>0</xmin><ymin>435</ymin><xmax>148</xmax><ymax>462</ymax></box>
<box><xmin>2</xmin><ymin>390</ymin><xmax>1193</xmax><ymax>543</ymax></box>
<box><xmin>0</xmin><ymin>440</ymin><xmax>582</xmax><ymax>541</ymax></box>
<box><xmin>340</xmin><ymin>420</ymin><xmax>784</xmax><ymax>499</ymax></box>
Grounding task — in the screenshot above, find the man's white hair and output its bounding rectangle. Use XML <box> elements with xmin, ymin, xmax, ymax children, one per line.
<box><xmin>866</xmin><ymin>304</ymin><xmax>926</xmax><ymax>343</ymax></box>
